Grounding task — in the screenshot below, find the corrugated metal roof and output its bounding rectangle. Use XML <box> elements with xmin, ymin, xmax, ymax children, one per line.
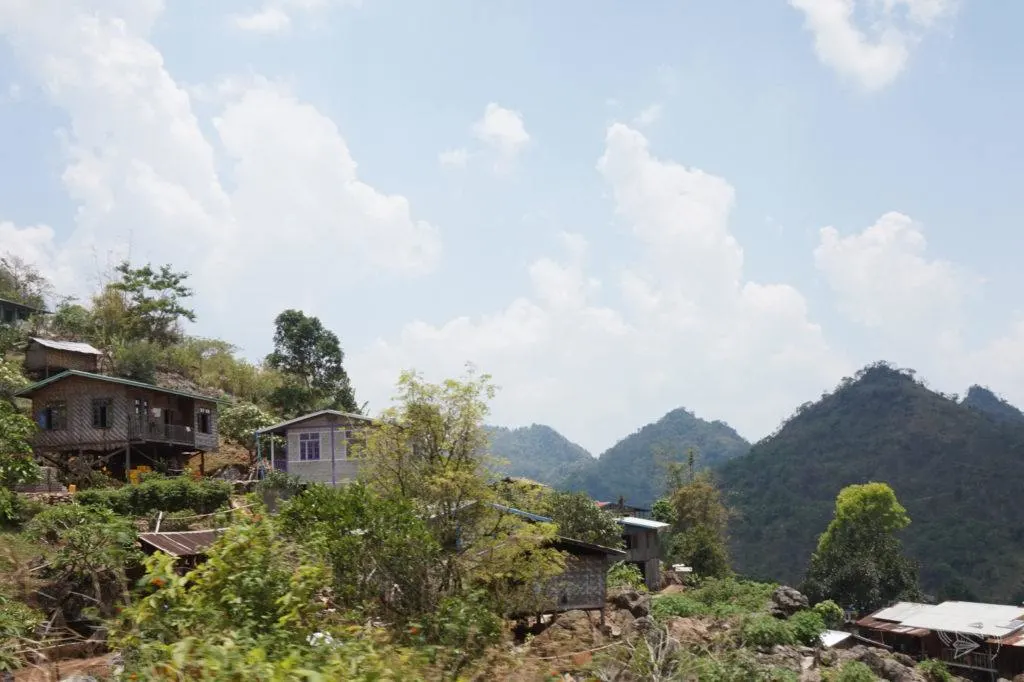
<box><xmin>872</xmin><ymin>602</ymin><xmax>935</xmax><ymax>622</ymax></box>
<box><xmin>490</xmin><ymin>503</ymin><xmax>553</xmax><ymax>523</ymax></box>
<box><xmin>899</xmin><ymin>601</ymin><xmax>1024</xmax><ymax>638</ymax></box>
<box><xmin>138</xmin><ymin>529</ymin><xmax>225</xmax><ymax>557</ymax></box>
<box><xmin>856</xmin><ymin>616</ymin><xmax>931</xmax><ymax>638</ymax></box>
<box><xmin>0</xmin><ymin>296</ymin><xmax>46</xmax><ymax>312</ymax></box>
<box><xmin>15</xmin><ymin>370</ymin><xmax>225</xmax><ymax>403</ymax></box>
<box><xmin>554</xmin><ymin>536</ymin><xmax>627</xmax><ymax>557</ymax></box>
<box><xmin>617</xmin><ymin>516</ymin><xmax>669</xmax><ymax>530</ymax></box>
<box><xmin>256</xmin><ymin>409</ymin><xmax>375</xmax><ymax>434</ymax></box>
<box><xmin>29</xmin><ymin>337</ymin><xmax>102</xmax><ymax>354</ymax></box>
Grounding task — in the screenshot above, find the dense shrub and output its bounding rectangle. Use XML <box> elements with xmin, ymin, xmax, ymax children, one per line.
<box><xmin>76</xmin><ymin>475</ymin><xmax>231</xmax><ymax>516</ymax></box>
<box><xmin>740</xmin><ymin>613</ymin><xmax>796</xmax><ymax>648</ymax></box>
<box><xmin>608</xmin><ymin>561</ymin><xmax>647</xmax><ymax>591</ymax></box>
<box><xmin>788</xmin><ymin>609</ymin><xmax>826</xmax><ymax>646</ymax></box>
<box><xmin>651</xmin><ymin>577</ymin><xmax>775</xmax><ymax>620</ymax></box>
<box><xmin>813</xmin><ymin>599</ymin><xmax>845</xmax><ymax>629</ymax></box>
<box><xmin>917</xmin><ymin>658</ymin><xmax>954</xmax><ymax>682</ymax></box>
<box><xmin>0</xmin><ymin>594</ymin><xmax>43</xmax><ymax>671</ymax></box>
<box><xmin>416</xmin><ymin>591</ymin><xmax>503</xmax><ymax>675</ymax></box>
<box><xmin>822</xmin><ymin>660</ymin><xmax>876</xmax><ymax>682</ymax></box>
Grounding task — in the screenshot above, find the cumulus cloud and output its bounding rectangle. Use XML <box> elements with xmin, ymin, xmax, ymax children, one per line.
<box><xmin>440</xmin><ymin>103</ymin><xmax>530</xmax><ymax>173</ymax></box>
<box><xmin>0</xmin><ymin>0</ymin><xmax>439</xmax><ymax>336</ymax></box>
<box><xmin>354</xmin><ymin>123</ymin><xmax>846</xmax><ymax>452</ymax></box>
<box><xmin>438</xmin><ymin>148</ymin><xmax>471</xmax><ymax>169</ymax></box>
<box><xmin>814</xmin><ymin>211</ymin><xmax>975</xmax><ymax>337</ymax></box>
<box><xmin>789</xmin><ymin>0</ymin><xmax>958</xmax><ymax>90</ymax></box>
<box><xmin>632</xmin><ymin>104</ymin><xmax>663</xmax><ymax>128</ymax></box>
<box><xmin>230</xmin><ymin>0</ymin><xmax>361</xmax><ymax>35</ymax></box>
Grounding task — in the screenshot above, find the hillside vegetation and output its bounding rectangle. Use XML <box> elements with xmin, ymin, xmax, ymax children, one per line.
<box><xmin>720</xmin><ymin>363</ymin><xmax>1024</xmax><ymax>603</ymax></box>
<box><xmin>485</xmin><ymin>424</ymin><xmax>593</xmax><ymax>483</ymax></box>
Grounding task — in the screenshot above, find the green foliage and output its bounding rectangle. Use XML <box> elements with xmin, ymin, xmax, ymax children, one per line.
<box><xmin>25</xmin><ymin>504</ymin><xmax>139</xmax><ymax>615</ymax></box>
<box><xmin>559</xmin><ymin>407</ymin><xmax>750</xmax><ymax>506</ymax></box>
<box><xmin>108</xmin><ymin>261</ymin><xmax>196</xmax><ymax>345</ymax></box>
<box><xmin>916</xmin><ymin>658</ymin><xmax>954</xmax><ymax>682</ymax></box>
<box><xmin>720</xmin><ymin>362</ymin><xmax>1024</xmax><ymax>602</ymax></box>
<box><xmin>788</xmin><ymin>609</ymin><xmax>826</xmax><ymax>646</ymax></box>
<box><xmin>804</xmin><ymin>482</ymin><xmax>919</xmax><ymax>612</ymax></box>
<box><xmin>485</xmin><ymin>424</ymin><xmax>592</xmax><ymax>483</ymax></box>
<box><xmin>651</xmin><ymin>578</ymin><xmax>775</xmax><ymax>620</ymax></box>
<box><xmin>0</xmin><ymin>254</ymin><xmax>49</xmax><ymax>310</ymax></box>
<box><xmin>110</xmin><ymin>339</ymin><xmax>160</xmax><ymax>382</ymax></box>
<box><xmin>49</xmin><ymin>300</ymin><xmax>94</xmax><ymax>340</ymax></box>
<box><xmin>665</xmin><ymin>471</ymin><xmax>732</xmax><ymax>578</ymax></box>
<box><xmin>75</xmin><ymin>475</ymin><xmax>231</xmax><ymax>516</ymax></box>
<box><xmin>0</xmin><ymin>361</ymin><xmax>38</xmax><ymax>525</ymax></box>
<box><xmin>678</xmin><ymin>649</ymin><xmax>799</xmax><ymax>682</ymax></box>
<box><xmin>608</xmin><ymin>561</ymin><xmax>647</xmax><ymax>591</ymax></box>
<box><xmin>740</xmin><ymin>613</ymin><xmax>796</xmax><ymax>648</ymax></box>
<box><xmin>219</xmin><ymin>401</ymin><xmax>279</xmax><ymax>461</ymax></box>
<box><xmin>813</xmin><ymin>599</ymin><xmax>845</xmax><ymax>629</ymax></box>
<box><xmin>537</xmin><ymin>490</ymin><xmax>623</xmax><ymax>548</ymax></box>
<box><xmin>416</xmin><ymin>591</ymin><xmax>502</xmax><ymax>675</ymax></box>
<box><xmin>651</xmin><ymin>497</ymin><xmax>676</xmax><ymax>524</ymax></box>
<box><xmin>266</xmin><ymin>309</ymin><xmax>358</xmax><ymax>416</ymax></box>
<box><xmin>0</xmin><ymin>594</ymin><xmax>44</xmax><ymax>671</ymax></box>
<box><xmin>822</xmin><ymin>660</ymin><xmax>877</xmax><ymax>682</ymax></box>
<box><xmin>257</xmin><ymin>470</ymin><xmax>307</xmax><ymax>498</ymax></box>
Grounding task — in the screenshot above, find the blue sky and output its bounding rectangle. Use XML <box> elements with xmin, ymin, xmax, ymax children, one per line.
<box><xmin>2</xmin><ymin>0</ymin><xmax>1023</xmax><ymax>453</ymax></box>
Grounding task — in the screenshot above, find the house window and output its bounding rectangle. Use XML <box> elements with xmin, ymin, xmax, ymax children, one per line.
<box><xmin>40</xmin><ymin>402</ymin><xmax>67</xmax><ymax>431</ymax></box>
<box><xmin>623</xmin><ymin>534</ymin><xmax>634</xmax><ymax>550</ymax></box>
<box><xmin>134</xmin><ymin>398</ymin><xmax>149</xmax><ymax>417</ymax></box>
<box><xmin>299</xmin><ymin>432</ymin><xmax>320</xmax><ymax>461</ymax></box>
<box><xmin>197</xmin><ymin>407</ymin><xmax>212</xmax><ymax>434</ymax></box>
<box><xmin>92</xmin><ymin>398</ymin><xmax>112</xmax><ymax>429</ymax></box>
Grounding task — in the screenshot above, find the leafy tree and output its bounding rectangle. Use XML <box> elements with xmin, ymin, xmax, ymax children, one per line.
<box><xmin>107</xmin><ymin>261</ymin><xmax>196</xmax><ymax>345</ymax></box>
<box><xmin>665</xmin><ymin>471</ymin><xmax>731</xmax><ymax>578</ymax></box>
<box><xmin>0</xmin><ymin>360</ymin><xmax>37</xmax><ymax>524</ymax></box>
<box><xmin>219</xmin><ymin>402</ymin><xmax>280</xmax><ymax>466</ymax></box>
<box><xmin>803</xmin><ymin>482</ymin><xmax>919</xmax><ymax>613</ymax></box>
<box><xmin>266</xmin><ymin>309</ymin><xmax>358</xmax><ymax>416</ymax></box>
<box><xmin>48</xmin><ymin>299</ymin><xmax>95</xmax><ymax>340</ymax></box>
<box><xmin>538</xmin><ymin>490</ymin><xmax>624</xmax><ymax>548</ymax></box>
<box><xmin>0</xmin><ymin>254</ymin><xmax>50</xmax><ymax>309</ymax></box>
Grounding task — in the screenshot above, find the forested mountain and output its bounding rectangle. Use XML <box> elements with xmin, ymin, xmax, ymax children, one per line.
<box><xmin>485</xmin><ymin>424</ymin><xmax>592</xmax><ymax>483</ymax></box>
<box><xmin>719</xmin><ymin>363</ymin><xmax>1024</xmax><ymax>604</ymax></box>
<box><xmin>558</xmin><ymin>408</ymin><xmax>750</xmax><ymax>506</ymax></box>
<box><xmin>962</xmin><ymin>384</ymin><xmax>1024</xmax><ymax>425</ymax></box>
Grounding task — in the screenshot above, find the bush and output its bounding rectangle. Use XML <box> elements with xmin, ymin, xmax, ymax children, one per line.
<box><xmin>111</xmin><ymin>340</ymin><xmax>160</xmax><ymax>383</ymax></box>
<box><xmin>651</xmin><ymin>594</ymin><xmax>704</xmax><ymax>619</ymax></box>
<box><xmin>76</xmin><ymin>475</ymin><xmax>231</xmax><ymax>516</ymax></box>
<box><xmin>416</xmin><ymin>591</ymin><xmax>503</xmax><ymax>675</ymax></box>
<box><xmin>0</xmin><ymin>594</ymin><xmax>43</xmax><ymax>671</ymax></box>
<box><xmin>822</xmin><ymin>660</ymin><xmax>877</xmax><ymax>682</ymax></box>
<box><xmin>740</xmin><ymin>613</ymin><xmax>796</xmax><ymax>648</ymax></box>
<box><xmin>813</xmin><ymin>599</ymin><xmax>845</xmax><ymax>629</ymax></box>
<box><xmin>651</xmin><ymin>577</ymin><xmax>775</xmax><ymax>620</ymax></box>
<box><xmin>917</xmin><ymin>658</ymin><xmax>954</xmax><ymax>682</ymax></box>
<box><xmin>788</xmin><ymin>609</ymin><xmax>826</xmax><ymax>646</ymax></box>
<box><xmin>608</xmin><ymin>561</ymin><xmax>647</xmax><ymax>591</ymax></box>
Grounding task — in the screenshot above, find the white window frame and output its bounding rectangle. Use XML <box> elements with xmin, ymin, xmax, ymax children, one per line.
<box><xmin>299</xmin><ymin>432</ymin><xmax>321</xmax><ymax>461</ymax></box>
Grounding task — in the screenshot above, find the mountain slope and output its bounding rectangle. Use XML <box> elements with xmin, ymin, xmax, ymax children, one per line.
<box><xmin>486</xmin><ymin>424</ymin><xmax>593</xmax><ymax>483</ymax></box>
<box><xmin>962</xmin><ymin>385</ymin><xmax>1024</xmax><ymax>426</ymax></box>
<box><xmin>719</xmin><ymin>363</ymin><xmax>1024</xmax><ymax>603</ymax></box>
<box><xmin>561</xmin><ymin>408</ymin><xmax>750</xmax><ymax>506</ymax></box>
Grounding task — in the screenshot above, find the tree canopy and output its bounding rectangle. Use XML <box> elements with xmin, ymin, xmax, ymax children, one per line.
<box><xmin>803</xmin><ymin>482</ymin><xmax>919</xmax><ymax>612</ymax></box>
<box><xmin>266</xmin><ymin>309</ymin><xmax>358</xmax><ymax>417</ymax></box>
<box><xmin>664</xmin><ymin>471</ymin><xmax>731</xmax><ymax>578</ymax></box>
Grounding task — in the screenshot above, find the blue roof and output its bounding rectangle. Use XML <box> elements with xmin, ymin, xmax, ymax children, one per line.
<box><xmin>489</xmin><ymin>503</ymin><xmax>553</xmax><ymax>523</ymax></box>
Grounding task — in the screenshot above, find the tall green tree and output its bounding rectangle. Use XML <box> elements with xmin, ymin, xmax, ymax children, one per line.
<box><xmin>0</xmin><ymin>254</ymin><xmax>50</xmax><ymax>309</ymax></box>
<box><xmin>803</xmin><ymin>482</ymin><xmax>919</xmax><ymax>613</ymax></box>
<box><xmin>219</xmin><ymin>402</ymin><xmax>280</xmax><ymax>467</ymax></box>
<box><xmin>538</xmin><ymin>491</ymin><xmax>623</xmax><ymax>548</ymax></box>
<box><xmin>265</xmin><ymin>309</ymin><xmax>357</xmax><ymax>416</ymax></box>
<box><xmin>0</xmin><ymin>359</ymin><xmax>38</xmax><ymax>523</ymax></box>
<box><xmin>106</xmin><ymin>261</ymin><xmax>196</xmax><ymax>345</ymax></box>
<box><xmin>665</xmin><ymin>471</ymin><xmax>731</xmax><ymax>578</ymax></box>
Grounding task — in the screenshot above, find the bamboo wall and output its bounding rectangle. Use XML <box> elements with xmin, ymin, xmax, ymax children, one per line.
<box><xmin>542</xmin><ymin>553</ymin><xmax>609</xmax><ymax>612</ymax></box>
<box><xmin>24</xmin><ymin>345</ymin><xmax>99</xmax><ymax>375</ymax></box>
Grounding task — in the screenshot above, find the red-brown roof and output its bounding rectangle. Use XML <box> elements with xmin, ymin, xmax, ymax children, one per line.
<box><xmin>138</xmin><ymin>529</ymin><xmax>225</xmax><ymax>557</ymax></box>
<box><xmin>856</xmin><ymin>616</ymin><xmax>931</xmax><ymax>638</ymax></box>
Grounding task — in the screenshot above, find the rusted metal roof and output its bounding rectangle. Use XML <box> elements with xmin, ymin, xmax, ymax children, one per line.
<box><xmin>856</xmin><ymin>616</ymin><xmax>931</xmax><ymax>638</ymax></box>
<box><xmin>138</xmin><ymin>529</ymin><xmax>225</xmax><ymax>557</ymax></box>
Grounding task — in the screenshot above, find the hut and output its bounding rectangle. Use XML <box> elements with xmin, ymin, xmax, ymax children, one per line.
<box><xmin>255</xmin><ymin>409</ymin><xmax>376</xmax><ymax>486</ymax></box>
<box><xmin>0</xmin><ymin>296</ymin><xmax>45</xmax><ymax>325</ymax></box>
<box><xmin>24</xmin><ymin>337</ymin><xmax>103</xmax><ymax>378</ymax></box>
<box><xmin>617</xmin><ymin>516</ymin><xmax>670</xmax><ymax>591</ymax></box>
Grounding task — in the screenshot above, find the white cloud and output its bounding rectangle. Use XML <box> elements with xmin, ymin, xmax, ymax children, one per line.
<box><xmin>0</xmin><ymin>0</ymin><xmax>439</xmax><ymax>335</ymax></box>
<box><xmin>814</xmin><ymin>211</ymin><xmax>974</xmax><ymax>336</ymax></box>
<box><xmin>230</xmin><ymin>0</ymin><xmax>360</xmax><ymax>35</ymax></box>
<box><xmin>438</xmin><ymin>147</ymin><xmax>471</xmax><ymax>169</ymax></box>
<box><xmin>633</xmin><ymin>104</ymin><xmax>663</xmax><ymax>128</ymax></box>
<box><xmin>789</xmin><ymin>0</ymin><xmax>958</xmax><ymax>91</ymax></box>
<box><xmin>354</xmin><ymin>123</ymin><xmax>846</xmax><ymax>452</ymax></box>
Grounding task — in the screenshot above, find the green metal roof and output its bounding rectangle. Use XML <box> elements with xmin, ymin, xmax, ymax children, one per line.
<box><xmin>15</xmin><ymin>370</ymin><xmax>226</xmax><ymax>404</ymax></box>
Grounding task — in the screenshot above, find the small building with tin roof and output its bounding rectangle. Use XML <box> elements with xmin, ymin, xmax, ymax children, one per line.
<box><xmin>25</xmin><ymin>337</ymin><xmax>104</xmax><ymax>378</ymax></box>
<box><xmin>255</xmin><ymin>409</ymin><xmax>376</xmax><ymax>486</ymax></box>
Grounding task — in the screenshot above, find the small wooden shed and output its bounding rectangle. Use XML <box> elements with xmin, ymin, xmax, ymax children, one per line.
<box><xmin>0</xmin><ymin>296</ymin><xmax>44</xmax><ymax>325</ymax></box>
<box><xmin>24</xmin><ymin>337</ymin><xmax>103</xmax><ymax>378</ymax></box>
<box><xmin>617</xmin><ymin>516</ymin><xmax>670</xmax><ymax>591</ymax></box>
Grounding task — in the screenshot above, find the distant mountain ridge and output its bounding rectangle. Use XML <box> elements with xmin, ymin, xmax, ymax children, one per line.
<box><xmin>488</xmin><ymin>408</ymin><xmax>750</xmax><ymax>506</ymax></box>
<box><xmin>719</xmin><ymin>363</ymin><xmax>1024</xmax><ymax>604</ymax></box>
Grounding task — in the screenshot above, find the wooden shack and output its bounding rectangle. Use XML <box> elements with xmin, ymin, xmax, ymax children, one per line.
<box><xmin>0</xmin><ymin>296</ymin><xmax>44</xmax><ymax>325</ymax></box>
<box><xmin>24</xmin><ymin>337</ymin><xmax>103</xmax><ymax>378</ymax></box>
<box><xmin>255</xmin><ymin>409</ymin><xmax>375</xmax><ymax>486</ymax></box>
<box><xmin>617</xmin><ymin>516</ymin><xmax>670</xmax><ymax>591</ymax></box>
<box><xmin>15</xmin><ymin>370</ymin><xmax>221</xmax><ymax>478</ymax></box>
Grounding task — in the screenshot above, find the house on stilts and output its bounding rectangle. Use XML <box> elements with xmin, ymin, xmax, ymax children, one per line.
<box><xmin>15</xmin><ymin>370</ymin><xmax>222</xmax><ymax>479</ymax></box>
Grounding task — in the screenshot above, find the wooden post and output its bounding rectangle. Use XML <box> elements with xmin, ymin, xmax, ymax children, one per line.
<box><xmin>125</xmin><ymin>443</ymin><xmax>131</xmax><ymax>480</ymax></box>
<box><xmin>330</xmin><ymin>423</ymin><xmax>337</xmax><ymax>487</ymax></box>
<box><xmin>269</xmin><ymin>435</ymin><xmax>275</xmax><ymax>473</ymax></box>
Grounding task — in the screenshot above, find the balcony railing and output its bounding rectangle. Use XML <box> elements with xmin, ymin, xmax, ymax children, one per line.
<box><xmin>129</xmin><ymin>417</ymin><xmax>195</xmax><ymax>445</ymax></box>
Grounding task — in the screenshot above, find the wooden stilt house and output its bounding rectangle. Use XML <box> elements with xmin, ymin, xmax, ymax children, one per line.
<box><xmin>15</xmin><ymin>370</ymin><xmax>222</xmax><ymax>479</ymax></box>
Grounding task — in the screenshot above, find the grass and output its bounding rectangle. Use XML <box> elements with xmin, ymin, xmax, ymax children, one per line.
<box><xmin>651</xmin><ymin>577</ymin><xmax>776</xmax><ymax>620</ymax></box>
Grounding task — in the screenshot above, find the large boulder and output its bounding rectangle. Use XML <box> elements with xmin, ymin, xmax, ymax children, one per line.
<box><xmin>769</xmin><ymin>586</ymin><xmax>809</xmax><ymax>618</ymax></box>
<box><xmin>527</xmin><ymin>610</ymin><xmax>604</xmax><ymax>659</ymax></box>
<box><xmin>609</xmin><ymin>589</ymin><xmax>652</xmax><ymax>618</ymax></box>
<box><xmin>841</xmin><ymin>646</ymin><xmax>926</xmax><ymax>682</ymax></box>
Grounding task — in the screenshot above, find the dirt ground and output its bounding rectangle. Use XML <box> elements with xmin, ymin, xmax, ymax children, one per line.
<box><xmin>13</xmin><ymin>654</ymin><xmax>111</xmax><ymax>682</ymax></box>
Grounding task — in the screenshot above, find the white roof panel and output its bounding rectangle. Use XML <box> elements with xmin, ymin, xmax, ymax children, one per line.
<box><xmin>872</xmin><ymin>602</ymin><xmax>935</xmax><ymax>623</ymax></box>
<box><xmin>30</xmin><ymin>337</ymin><xmax>102</xmax><ymax>355</ymax></box>
<box><xmin>900</xmin><ymin>601</ymin><xmax>1024</xmax><ymax>638</ymax></box>
<box><xmin>820</xmin><ymin>630</ymin><xmax>852</xmax><ymax>648</ymax></box>
<box><xmin>617</xmin><ymin>516</ymin><xmax>670</xmax><ymax>530</ymax></box>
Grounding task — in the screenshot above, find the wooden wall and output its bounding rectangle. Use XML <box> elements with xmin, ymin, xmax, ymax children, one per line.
<box><xmin>542</xmin><ymin>552</ymin><xmax>609</xmax><ymax>613</ymax></box>
<box><xmin>282</xmin><ymin>414</ymin><xmax>370</xmax><ymax>486</ymax></box>
<box><xmin>24</xmin><ymin>346</ymin><xmax>99</xmax><ymax>375</ymax></box>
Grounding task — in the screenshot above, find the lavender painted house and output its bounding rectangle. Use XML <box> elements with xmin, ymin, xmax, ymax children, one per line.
<box><xmin>256</xmin><ymin>409</ymin><xmax>374</xmax><ymax>486</ymax></box>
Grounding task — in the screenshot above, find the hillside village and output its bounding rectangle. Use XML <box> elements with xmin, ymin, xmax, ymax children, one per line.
<box><xmin>2</xmin><ymin>258</ymin><xmax>1024</xmax><ymax>682</ymax></box>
